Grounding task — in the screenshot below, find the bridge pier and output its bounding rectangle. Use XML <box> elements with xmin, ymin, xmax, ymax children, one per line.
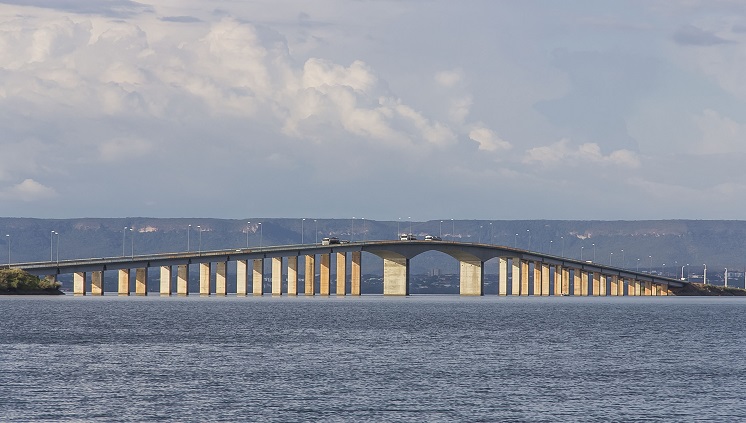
<box><xmin>135</xmin><ymin>268</ymin><xmax>148</xmax><ymax>296</ymax></box>
<box><xmin>272</xmin><ymin>257</ymin><xmax>282</xmax><ymax>296</ymax></box>
<box><xmin>581</xmin><ymin>271</ymin><xmax>589</xmax><ymax>296</ymax></box>
<box><xmin>610</xmin><ymin>275</ymin><xmax>619</xmax><ymax>296</ymax></box>
<box><xmin>561</xmin><ymin>266</ymin><xmax>570</xmax><ymax>295</ymax></box>
<box><xmin>511</xmin><ymin>258</ymin><xmax>520</xmax><ymax>295</ymax></box>
<box><xmin>236</xmin><ymin>260</ymin><xmax>248</xmax><ymax>296</ymax></box>
<box><xmin>160</xmin><ymin>266</ymin><xmax>172</xmax><ymax>296</ymax></box>
<box><xmin>383</xmin><ymin>254</ymin><xmax>409</xmax><ymax>296</ymax></box>
<box><xmin>533</xmin><ymin>261</ymin><xmax>542</xmax><ymax>296</ymax></box>
<box><xmin>336</xmin><ymin>252</ymin><xmax>347</xmax><ymax>296</ymax></box>
<box><xmin>498</xmin><ymin>257</ymin><xmax>508</xmax><ymax>296</ymax></box>
<box><xmin>216</xmin><ymin>262</ymin><xmax>227</xmax><ymax>296</ymax></box>
<box><xmin>320</xmin><ymin>254</ymin><xmax>331</xmax><ymax>296</ymax></box>
<box><xmin>304</xmin><ymin>255</ymin><xmax>315</xmax><ymax>295</ymax></box>
<box><xmin>351</xmin><ymin>251</ymin><xmax>361</xmax><ymax>296</ymax></box>
<box><xmin>73</xmin><ymin>271</ymin><xmax>86</xmax><ymax>296</ymax></box>
<box><xmin>288</xmin><ymin>256</ymin><xmax>298</xmax><ymax>296</ymax></box>
<box><xmin>459</xmin><ymin>259</ymin><xmax>483</xmax><ymax>296</ymax></box>
<box><xmin>177</xmin><ymin>264</ymin><xmax>189</xmax><ymax>296</ymax></box>
<box><xmin>541</xmin><ymin>263</ymin><xmax>550</xmax><ymax>296</ymax></box>
<box><xmin>199</xmin><ymin>263</ymin><xmax>211</xmax><ymax>296</ymax></box>
<box><xmin>644</xmin><ymin>281</ymin><xmax>652</xmax><ymax>296</ymax></box>
<box><xmin>253</xmin><ymin>259</ymin><xmax>264</xmax><ymax>296</ymax></box>
<box><xmin>91</xmin><ymin>270</ymin><xmax>104</xmax><ymax>296</ymax></box>
<box><xmin>592</xmin><ymin>272</ymin><xmax>600</xmax><ymax>296</ymax></box>
<box><xmin>118</xmin><ymin>269</ymin><xmax>130</xmax><ymax>296</ymax></box>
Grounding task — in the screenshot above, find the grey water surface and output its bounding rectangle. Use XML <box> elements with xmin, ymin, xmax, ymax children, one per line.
<box><xmin>1</xmin><ymin>296</ymin><xmax>745</xmax><ymax>422</ymax></box>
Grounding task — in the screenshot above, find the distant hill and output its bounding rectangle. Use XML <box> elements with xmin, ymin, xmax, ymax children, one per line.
<box><xmin>0</xmin><ymin>217</ymin><xmax>744</xmax><ymax>281</ymax></box>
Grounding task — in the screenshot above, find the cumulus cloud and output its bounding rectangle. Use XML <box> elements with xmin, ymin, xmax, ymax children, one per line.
<box><xmin>468</xmin><ymin>126</ymin><xmax>511</xmax><ymax>152</ymax></box>
<box><xmin>434</xmin><ymin>69</ymin><xmax>463</xmax><ymax>87</ymax></box>
<box><xmin>0</xmin><ymin>179</ymin><xmax>57</xmax><ymax>201</ymax></box>
<box><xmin>523</xmin><ymin>139</ymin><xmax>640</xmax><ymax>168</ymax></box>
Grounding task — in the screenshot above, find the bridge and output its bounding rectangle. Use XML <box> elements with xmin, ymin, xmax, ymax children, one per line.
<box><xmin>11</xmin><ymin>240</ymin><xmax>686</xmax><ymax>296</ymax></box>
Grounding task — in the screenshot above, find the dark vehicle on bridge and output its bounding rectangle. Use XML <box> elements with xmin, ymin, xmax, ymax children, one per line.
<box><xmin>322</xmin><ymin>237</ymin><xmax>340</xmax><ymax>245</ymax></box>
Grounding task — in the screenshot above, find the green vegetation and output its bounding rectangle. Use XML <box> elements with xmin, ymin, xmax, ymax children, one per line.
<box><xmin>0</xmin><ymin>269</ymin><xmax>62</xmax><ymax>294</ymax></box>
<box><xmin>671</xmin><ymin>283</ymin><xmax>746</xmax><ymax>296</ymax></box>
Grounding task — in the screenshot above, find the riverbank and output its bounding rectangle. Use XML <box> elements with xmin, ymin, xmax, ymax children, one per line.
<box><xmin>0</xmin><ymin>269</ymin><xmax>63</xmax><ymax>295</ymax></box>
<box><xmin>671</xmin><ymin>283</ymin><xmax>746</xmax><ymax>296</ymax></box>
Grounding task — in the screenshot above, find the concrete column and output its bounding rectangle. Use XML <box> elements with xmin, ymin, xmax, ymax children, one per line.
<box><xmin>573</xmin><ymin>269</ymin><xmax>582</xmax><ymax>296</ymax></box>
<box><xmin>135</xmin><ymin>267</ymin><xmax>147</xmax><ymax>296</ymax></box>
<box><xmin>610</xmin><ymin>275</ymin><xmax>619</xmax><ymax>296</ymax></box>
<box><xmin>336</xmin><ymin>252</ymin><xmax>347</xmax><ymax>296</ymax></box>
<box><xmin>118</xmin><ymin>269</ymin><xmax>130</xmax><ymax>296</ymax></box>
<box><xmin>320</xmin><ymin>254</ymin><xmax>331</xmax><ymax>296</ymax></box>
<box><xmin>553</xmin><ymin>266</ymin><xmax>562</xmax><ymax>296</ymax></box>
<box><xmin>199</xmin><ymin>262</ymin><xmax>211</xmax><ymax>296</ymax></box>
<box><xmin>459</xmin><ymin>260</ymin><xmax>483</xmax><ymax>296</ymax></box>
<box><xmin>618</xmin><ymin>277</ymin><xmax>626</xmax><ymax>296</ymax></box>
<box><xmin>177</xmin><ymin>264</ymin><xmax>189</xmax><ymax>296</ymax></box>
<box><xmin>634</xmin><ymin>280</ymin><xmax>641</xmax><ymax>296</ymax></box>
<box><xmin>592</xmin><ymin>272</ymin><xmax>601</xmax><ymax>296</ymax></box>
<box><xmin>215</xmin><ymin>262</ymin><xmax>227</xmax><ymax>296</ymax></box>
<box><xmin>287</xmin><ymin>256</ymin><xmax>298</xmax><ymax>296</ymax></box>
<box><xmin>160</xmin><ymin>266</ymin><xmax>172</xmax><ymax>296</ymax></box>
<box><xmin>520</xmin><ymin>260</ymin><xmax>530</xmax><ymax>296</ymax></box>
<box><xmin>498</xmin><ymin>257</ymin><xmax>508</xmax><ymax>296</ymax></box>
<box><xmin>383</xmin><ymin>255</ymin><xmax>409</xmax><ymax>296</ymax></box>
<box><xmin>73</xmin><ymin>272</ymin><xmax>86</xmax><ymax>296</ymax></box>
<box><xmin>541</xmin><ymin>263</ymin><xmax>550</xmax><ymax>296</ymax></box>
<box><xmin>599</xmin><ymin>274</ymin><xmax>607</xmax><ymax>296</ymax></box>
<box><xmin>533</xmin><ymin>261</ymin><xmax>542</xmax><ymax>296</ymax></box>
<box><xmin>511</xmin><ymin>258</ymin><xmax>521</xmax><ymax>296</ymax></box>
<box><xmin>304</xmin><ymin>255</ymin><xmax>315</xmax><ymax>296</ymax></box>
<box><xmin>236</xmin><ymin>260</ymin><xmax>248</xmax><ymax>296</ymax></box>
<box><xmin>351</xmin><ymin>251</ymin><xmax>361</xmax><ymax>296</ymax></box>
<box><xmin>91</xmin><ymin>271</ymin><xmax>104</xmax><ymax>296</ymax></box>
<box><xmin>661</xmin><ymin>284</ymin><xmax>670</xmax><ymax>296</ymax></box>
<box><xmin>653</xmin><ymin>283</ymin><xmax>661</xmax><ymax>296</ymax></box>
<box><xmin>581</xmin><ymin>271</ymin><xmax>589</xmax><ymax>296</ymax></box>
<box><xmin>253</xmin><ymin>259</ymin><xmax>264</xmax><ymax>296</ymax></box>
<box><xmin>272</xmin><ymin>257</ymin><xmax>283</xmax><ymax>296</ymax></box>
<box><xmin>644</xmin><ymin>281</ymin><xmax>652</xmax><ymax>296</ymax></box>
<box><xmin>561</xmin><ymin>267</ymin><xmax>570</xmax><ymax>296</ymax></box>
<box><xmin>627</xmin><ymin>279</ymin><xmax>634</xmax><ymax>296</ymax></box>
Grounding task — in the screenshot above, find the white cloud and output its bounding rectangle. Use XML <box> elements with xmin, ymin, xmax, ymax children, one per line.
<box><xmin>523</xmin><ymin>139</ymin><xmax>641</xmax><ymax>167</ymax></box>
<box><xmin>434</xmin><ymin>69</ymin><xmax>463</xmax><ymax>88</ymax></box>
<box><xmin>693</xmin><ymin>109</ymin><xmax>746</xmax><ymax>154</ymax></box>
<box><xmin>469</xmin><ymin>126</ymin><xmax>511</xmax><ymax>152</ymax></box>
<box><xmin>0</xmin><ymin>179</ymin><xmax>57</xmax><ymax>201</ymax></box>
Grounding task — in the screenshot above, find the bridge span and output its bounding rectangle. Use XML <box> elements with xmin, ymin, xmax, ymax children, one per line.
<box><xmin>11</xmin><ymin>240</ymin><xmax>686</xmax><ymax>296</ymax></box>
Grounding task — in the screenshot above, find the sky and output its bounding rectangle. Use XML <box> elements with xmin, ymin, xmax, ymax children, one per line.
<box><xmin>2</xmin><ymin>0</ymin><xmax>746</xmax><ymax>221</ymax></box>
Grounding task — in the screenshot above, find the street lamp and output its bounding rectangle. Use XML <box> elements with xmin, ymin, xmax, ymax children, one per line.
<box><xmin>247</xmin><ymin>221</ymin><xmax>251</xmax><ymax>247</ymax></box>
<box><xmin>561</xmin><ymin>236</ymin><xmax>564</xmax><ymax>257</ymax></box>
<box><xmin>408</xmin><ymin>216</ymin><xmax>412</xmax><ymax>235</ymax></box>
<box><xmin>610</xmin><ymin>252</ymin><xmax>613</xmax><ymax>266</ymax></box>
<box><xmin>6</xmin><ymin>234</ymin><xmax>10</xmax><ymax>265</ymax></box>
<box><xmin>527</xmin><ymin>229</ymin><xmax>530</xmax><ymax>251</ymax></box>
<box><xmin>621</xmin><ymin>249</ymin><xmax>624</xmax><ymax>268</ymax></box>
<box><xmin>649</xmin><ymin>255</ymin><xmax>652</xmax><ymax>274</ymax></box>
<box><xmin>451</xmin><ymin>219</ymin><xmax>454</xmax><ymax>241</ymax></box>
<box><xmin>122</xmin><ymin>227</ymin><xmax>128</xmax><ymax>256</ymax></box>
<box><xmin>581</xmin><ymin>246</ymin><xmax>584</xmax><ymax>261</ymax></box>
<box><xmin>479</xmin><ymin>225</ymin><xmax>483</xmax><ymax>243</ymax></box>
<box><xmin>592</xmin><ymin>243</ymin><xmax>596</xmax><ymax>262</ymax></box>
<box><xmin>55</xmin><ymin>231</ymin><xmax>59</xmax><ymax>264</ymax></box>
<box><xmin>515</xmin><ymin>233</ymin><xmax>518</xmax><ymax>248</ymax></box>
<box><xmin>50</xmin><ymin>230</ymin><xmax>55</xmax><ymax>261</ymax></box>
<box><xmin>440</xmin><ymin>220</ymin><xmax>443</xmax><ymax>238</ymax></box>
<box><xmin>130</xmin><ymin>228</ymin><xmax>134</xmax><ymax>259</ymax></box>
<box><xmin>681</xmin><ymin>264</ymin><xmax>688</xmax><ymax>280</ymax></box>
<box><xmin>197</xmin><ymin>225</ymin><xmax>202</xmax><ymax>255</ymax></box>
<box><xmin>725</xmin><ymin>268</ymin><xmax>728</xmax><ymax>287</ymax></box>
<box><xmin>301</xmin><ymin>219</ymin><xmax>305</xmax><ymax>244</ymax></box>
<box><xmin>187</xmin><ymin>224</ymin><xmax>191</xmax><ymax>252</ymax></box>
<box><xmin>397</xmin><ymin>218</ymin><xmax>401</xmax><ymax>238</ymax></box>
<box><xmin>637</xmin><ymin>258</ymin><xmax>640</xmax><ymax>272</ymax></box>
<box><xmin>258</xmin><ymin>222</ymin><xmax>262</xmax><ymax>247</ymax></box>
<box><xmin>351</xmin><ymin>217</ymin><xmax>355</xmax><ymax>242</ymax></box>
<box><xmin>549</xmin><ymin>240</ymin><xmax>553</xmax><ymax>254</ymax></box>
<box><xmin>314</xmin><ymin>219</ymin><xmax>318</xmax><ymax>244</ymax></box>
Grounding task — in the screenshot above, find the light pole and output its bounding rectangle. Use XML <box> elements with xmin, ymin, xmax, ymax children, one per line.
<box><xmin>408</xmin><ymin>216</ymin><xmax>412</xmax><ymax>235</ymax></box>
<box><xmin>314</xmin><ymin>219</ymin><xmax>318</xmax><ymax>244</ymax></box>
<box><xmin>527</xmin><ymin>229</ymin><xmax>530</xmax><ymax>251</ymax></box>
<box><xmin>55</xmin><ymin>231</ymin><xmax>59</xmax><ymax>264</ymax></box>
<box><xmin>489</xmin><ymin>222</ymin><xmax>493</xmax><ymax>244</ymax></box>
<box><xmin>637</xmin><ymin>258</ymin><xmax>640</xmax><ymax>272</ymax></box>
<box><xmin>440</xmin><ymin>220</ymin><xmax>443</xmax><ymax>238</ymax></box>
<box><xmin>621</xmin><ymin>249</ymin><xmax>624</xmax><ymax>268</ymax></box>
<box><xmin>549</xmin><ymin>240</ymin><xmax>553</xmax><ymax>254</ymax></box>
<box><xmin>301</xmin><ymin>219</ymin><xmax>305</xmax><ymax>244</ymax></box>
<box><xmin>515</xmin><ymin>233</ymin><xmax>518</xmax><ymax>248</ymax></box>
<box><xmin>397</xmin><ymin>218</ymin><xmax>401</xmax><ymax>238</ymax></box>
<box><xmin>197</xmin><ymin>225</ymin><xmax>201</xmax><ymax>255</ymax></box>
<box><xmin>259</xmin><ymin>222</ymin><xmax>262</xmax><ymax>247</ymax></box>
<box><xmin>122</xmin><ymin>227</ymin><xmax>128</xmax><ymax>256</ymax></box>
<box><xmin>681</xmin><ymin>264</ymin><xmax>688</xmax><ymax>281</ymax></box>
<box><xmin>351</xmin><ymin>217</ymin><xmax>355</xmax><ymax>242</ymax></box>
<box><xmin>592</xmin><ymin>243</ymin><xmax>596</xmax><ymax>262</ymax></box>
<box><xmin>561</xmin><ymin>236</ymin><xmax>564</xmax><ymax>257</ymax></box>
<box><xmin>451</xmin><ymin>219</ymin><xmax>454</xmax><ymax>241</ymax></box>
<box><xmin>247</xmin><ymin>222</ymin><xmax>251</xmax><ymax>247</ymax></box>
<box><xmin>130</xmin><ymin>228</ymin><xmax>134</xmax><ymax>259</ymax></box>
<box><xmin>703</xmin><ymin>263</ymin><xmax>707</xmax><ymax>285</ymax></box>
<box><xmin>649</xmin><ymin>255</ymin><xmax>652</xmax><ymax>274</ymax></box>
<box><xmin>50</xmin><ymin>230</ymin><xmax>54</xmax><ymax>261</ymax></box>
<box><xmin>187</xmin><ymin>224</ymin><xmax>191</xmax><ymax>252</ymax></box>
<box><xmin>6</xmin><ymin>234</ymin><xmax>10</xmax><ymax>265</ymax></box>
<box><xmin>610</xmin><ymin>252</ymin><xmax>613</xmax><ymax>266</ymax></box>
<box><xmin>479</xmin><ymin>225</ymin><xmax>483</xmax><ymax>243</ymax></box>
<box><xmin>581</xmin><ymin>246</ymin><xmax>584</xmax><ymax>261</ymax></box>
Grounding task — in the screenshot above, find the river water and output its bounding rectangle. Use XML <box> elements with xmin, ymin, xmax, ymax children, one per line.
<box><xmin>1</xmin><ymin>295</ymin><xmax>745</xmax><ymax>422</ymax></box>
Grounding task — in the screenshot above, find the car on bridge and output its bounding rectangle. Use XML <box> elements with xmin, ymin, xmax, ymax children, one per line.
<box><xmin>322</xmin><ymin>237</ymin><xmax>340</xmax><ymax>245</ymax></box>
<box><xmin>424</xmin><ymin>235</ymin><xmax>442</xmax><ymax>241</ymax></box>
<box><xmin>400</xmin><ymin>234</ymin><xmax>417</xmax><ymax>241</ymax></box>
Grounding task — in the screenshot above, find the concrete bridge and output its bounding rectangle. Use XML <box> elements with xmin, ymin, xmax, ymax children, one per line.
<box><xmin>12</xmin><ymin>240</ymin><xmax>685</xmax><ymax>296</ymax></box>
